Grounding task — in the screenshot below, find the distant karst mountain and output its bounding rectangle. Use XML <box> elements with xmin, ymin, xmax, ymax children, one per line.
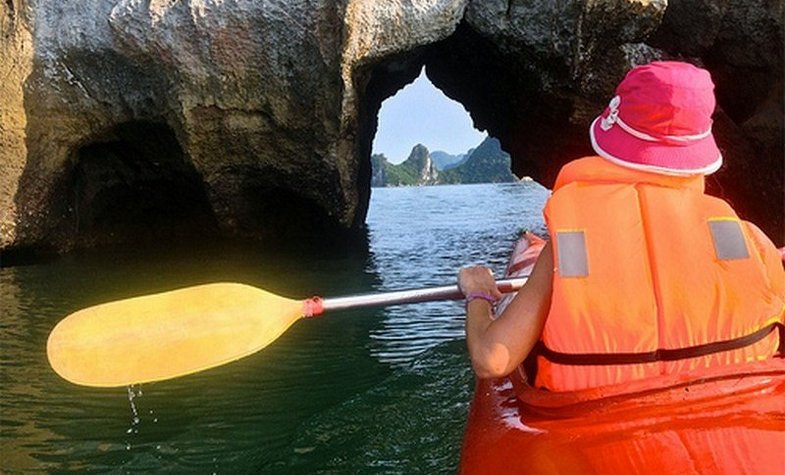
<box><xmin>371</xmin><ymin>137</ymin><xmax>517</xmax><ymax>187</ymax></box>
<box><xmin>430</xmin><ymin>150</ymin><xmax>468</xmax><ymax>170</ymax></box>
<box><xmin>371</xmin><ymin>144</ymin><xmax>439</xmax><ymax>187</ymax></box>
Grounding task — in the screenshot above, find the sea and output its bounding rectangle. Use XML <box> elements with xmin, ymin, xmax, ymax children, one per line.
<box><xmin>0</xmin><ymin>181</ymin><xmax>550</xmax><ymax>474</ymax></box>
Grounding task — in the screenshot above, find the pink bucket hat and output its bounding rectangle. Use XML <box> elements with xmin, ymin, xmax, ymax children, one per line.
<box><xmin>589</xmin><ymin>61</ymin><xmax>722</xmax><ymax>175</ymax></box>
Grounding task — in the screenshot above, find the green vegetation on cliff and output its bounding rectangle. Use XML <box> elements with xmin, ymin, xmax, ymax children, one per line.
<box><xmin>372</xmin><ymin>144</ymin><xmax>436</xmax><ymax>187</ymax></box>
<box><xmin>371</xmin><ymin>137</ymin><xmax>516</xmax><ymax>187</ymax></box>
<box><xmin>438</xmin><ymin>137</ymin><xmax>516</xmax><ymax>184</ymax></box>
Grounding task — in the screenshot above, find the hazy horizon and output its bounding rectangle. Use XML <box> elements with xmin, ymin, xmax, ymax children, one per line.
<box><xmin>372</xmin><ymin>68</ymin><xmax>487</xmax><ymax>164</ymax></box>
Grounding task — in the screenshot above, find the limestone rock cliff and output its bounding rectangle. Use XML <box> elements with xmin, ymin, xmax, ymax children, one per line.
<box><xmin>371</xmin><ymin>144</ymin><xmax>439</xmax><ymax>187</ymax></box>
<box><xmin>1</xmin><ymin>0</ymin><xmax>782</xmax><ymax>258</ymax></box>
<box><xmin>439</xmin><ymin>137</ymin><xmax>516</xmax><ymax>185</ymax></box>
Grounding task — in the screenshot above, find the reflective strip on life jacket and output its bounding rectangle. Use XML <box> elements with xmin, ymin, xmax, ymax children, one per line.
<box><xmin>708</xmin><ymin>218</ymin><xmax>750</xmax><ymax>260</ymax></box>
<box><xmin>555</xmin><ymin>231</ymin><xmax>589</xmax><ymax>277</ymax></box>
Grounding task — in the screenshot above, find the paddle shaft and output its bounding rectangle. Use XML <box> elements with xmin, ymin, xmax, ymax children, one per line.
<box><xmin>320</xmin><ymin>277</ymin><xmax>528</xmax><ymax>313</ymax></box>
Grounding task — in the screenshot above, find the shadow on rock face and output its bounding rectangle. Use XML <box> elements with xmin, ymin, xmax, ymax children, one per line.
<box><xmin>66</xmin><ymin>121</ymin><xmax>220</xmax><ymax>249</ymax></box>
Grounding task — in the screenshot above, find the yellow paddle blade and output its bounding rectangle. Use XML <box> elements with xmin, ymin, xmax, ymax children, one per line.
<box><xmin>47</xmin><ymin>283</ymin><xmax>305</xmax><ymax>387</ymax></box>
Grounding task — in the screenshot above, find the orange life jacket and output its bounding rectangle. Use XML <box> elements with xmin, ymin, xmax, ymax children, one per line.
<box><xmin>536</xmin><ymin>156</ymin><xmax>785</xmax><ymax>392</ymax></box>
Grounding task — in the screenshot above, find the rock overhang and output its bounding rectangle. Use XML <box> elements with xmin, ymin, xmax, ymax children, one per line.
<box><xmin>1</xmin><ymin>0</ymin><xmax>782</xmax><ymax>263</ymax></box>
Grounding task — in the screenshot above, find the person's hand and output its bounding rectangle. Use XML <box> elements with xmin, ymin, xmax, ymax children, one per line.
<box><xmin>458</xmin><ymin>266</ymin><xmax>502</xmax><ymax>300</ymax></box>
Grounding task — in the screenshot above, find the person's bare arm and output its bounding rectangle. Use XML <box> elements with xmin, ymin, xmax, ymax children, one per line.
<box><xmin>460</xmin><ymin>242</ymin><xmax>553</xmax><ymax>379</ymax></box>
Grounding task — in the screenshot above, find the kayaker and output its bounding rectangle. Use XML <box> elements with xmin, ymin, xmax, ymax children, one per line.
<box><xmin>459</xmin><ymin>61</ymin><xmax>785</xmax><ymax>391</ymax></box>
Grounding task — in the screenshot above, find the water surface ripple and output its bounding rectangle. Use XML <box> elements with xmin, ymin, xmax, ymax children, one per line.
<box><xmin>0</xmin><ymin>182</ymin><xmax>548</xmax><ymax>474</ymax></box>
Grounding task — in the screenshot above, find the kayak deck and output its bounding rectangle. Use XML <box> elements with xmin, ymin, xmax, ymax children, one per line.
<box><xmin>459</xmin><ymin>232</ymin><xmax>785</xmax><ymax>474</ymax></box>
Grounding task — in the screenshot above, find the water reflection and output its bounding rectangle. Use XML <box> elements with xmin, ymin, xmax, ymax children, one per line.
<box><xmin>1</xmin><ymin>232</ymin><xmax>387</xmax><ymax>472</ymax></box>
<box><xmin>365</xmin><ymin>182</ymin><xmax>549</xmax><ymax>366</ymax></box>
<box><xmin>1</xmin><ymin>182</ymin><xmax>548</xmax><ymax>473</ymax></box>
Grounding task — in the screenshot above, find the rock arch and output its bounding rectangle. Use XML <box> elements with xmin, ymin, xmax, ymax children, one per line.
<box><xmin>1</xmin><ymin>1</ymin><xmax>782</xmax><ymax>261</ymax></box>
<box><xmin>349</xmin><ymin>4</ymin><xmax>783</xmax><ymax>245</ymax></box>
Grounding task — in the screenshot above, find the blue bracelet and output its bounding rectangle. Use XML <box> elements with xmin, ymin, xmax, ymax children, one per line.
<box><xmin>465</xmin><ymin>291</ymin><xmax>498</xmax><ymax>306</ymax></box>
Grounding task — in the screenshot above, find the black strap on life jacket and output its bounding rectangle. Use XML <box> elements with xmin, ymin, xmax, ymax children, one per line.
<box><xmin>536</xmin><ymin>322</ymin><xmax>784</xmax><ymax>366</ymax></box>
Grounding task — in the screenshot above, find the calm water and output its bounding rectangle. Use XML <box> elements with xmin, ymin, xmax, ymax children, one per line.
<box><xmin>0</xmin><ymin>182</ymin><xmax>549</xmax><ymax>474</ymax></box>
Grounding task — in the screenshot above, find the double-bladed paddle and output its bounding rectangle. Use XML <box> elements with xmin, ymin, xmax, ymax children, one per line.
<box><xmin>47</xmin><ymin>278</ymin><xmax>527</xmax><ymax>387</ymax></box>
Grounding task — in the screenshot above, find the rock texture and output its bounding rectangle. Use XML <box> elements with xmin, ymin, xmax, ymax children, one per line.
<box><xmin>1</xmin><ymin>0</ymin><xmax>34</xmax><ymax>252</ymax></box>
<box><xmin>1</xmin><ymin>0</ymin><xmax>783</xmax><ymax>258</ymax></box>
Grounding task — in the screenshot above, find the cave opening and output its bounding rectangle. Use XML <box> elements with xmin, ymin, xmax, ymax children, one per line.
<box><xmin>371</xmin><ymin>67</ymin><xmax>488</xmax><ymax>169</ymax></box>
<box><xmin>67</xmin><ymin>121</ymin><xmax>219</xmax><ymax>249</ymax></box>
<box><xmin>235</xmin><ymin>179</ymin><xmax>367</xmax><ymax>253</ymax></box>
<box><xmin>368</xmin><ymin>65</ymin><xmax>536</xmax><ymax>189</ymax></box>
<box><xmin>356</xmin><ymin>22</ymin><xmax>589</xmax><ymax>203</ymax></box>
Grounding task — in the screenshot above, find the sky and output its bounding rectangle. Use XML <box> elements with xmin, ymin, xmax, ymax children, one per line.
<box><xmin>372</xmin><ymin>68</ymin><xmax>487</xmax><ymax>164</ymax></box>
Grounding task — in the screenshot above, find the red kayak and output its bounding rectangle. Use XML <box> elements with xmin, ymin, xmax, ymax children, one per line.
<box><xmin>459</xmin><ymin>232</ymin><xmax>785</xmax><ymax>474</ymax></box>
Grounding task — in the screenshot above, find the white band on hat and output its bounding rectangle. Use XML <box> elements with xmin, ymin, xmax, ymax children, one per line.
<box><xmin>600</xmin><ymin>96</ymin><xmax>714</xmax><ymax>144</ymax></box>
<box><xmin>590</xmin><ymin>117</ymin><xmax>723</xmax><ymax>176</ymax></box>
